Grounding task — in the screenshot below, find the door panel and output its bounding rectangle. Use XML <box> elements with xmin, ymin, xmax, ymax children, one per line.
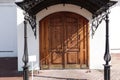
<box><xmin>49</xmin><ymin>16</ymin><xmax>63</xmax><ymax>65</ymax></box>
<box><xmin>51</xmin><ymin>52</ymin><xmax>62</xmax><ymax>64</ymax></box>
<box><xmin>67</xmin><ymin>52</ymin><xmax>78</xmax><ymax>64</ymax></box>
<box><xmin>40</xmin><ymin>12</ymin><xmax>89</xmax><ymax>69</ymax></box>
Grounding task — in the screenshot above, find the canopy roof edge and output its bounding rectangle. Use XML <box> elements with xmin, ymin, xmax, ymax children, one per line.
<box><xmin>15</xmin><ymin>0</ymin><xmax>117</xmax><ymax>17</ymax></box>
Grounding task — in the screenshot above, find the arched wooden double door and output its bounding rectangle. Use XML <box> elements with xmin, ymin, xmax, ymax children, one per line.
<box><xmin>39</xmin><ymin>12</ymin><xmax>89</xmax><ymax>69</ymax></box>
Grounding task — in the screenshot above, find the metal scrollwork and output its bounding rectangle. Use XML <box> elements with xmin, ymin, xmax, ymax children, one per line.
<box><xmin>20</xmin><ymin>0</ymin><xmax>44</xmax><ymax>11</ymax></box>
<box><xmin>91</xmin><ymin>9</ymin><xmax>110</xmax><ymax>37</ymax></box>
<box><xmin>24</xmin><ymin>12</ymin><xmax>37</xmax><ymax>38</ymax></box>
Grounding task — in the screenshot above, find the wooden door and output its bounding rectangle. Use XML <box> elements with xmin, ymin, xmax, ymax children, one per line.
<box><xmin>39</xmin><ymin>12</ymin><xmax>89</xmax><ymax>69</ymax></box>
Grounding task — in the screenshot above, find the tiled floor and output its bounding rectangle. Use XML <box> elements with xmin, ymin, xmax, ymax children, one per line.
<box><xmin>33</xmin><ymin>69</ymin><xmax>103</xmax><ymax>80</ymax></box>
<box><xmin>0</xmin><ymin>53</ymin><xmax>120</xmax><ymax>80</ymax></box>
<box><xmin>32</xmin><ymin>53</ymin><xmax>120</xmax><ymax>80</ymax></box>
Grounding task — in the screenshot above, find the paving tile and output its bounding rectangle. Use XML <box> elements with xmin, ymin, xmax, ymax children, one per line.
<box><xmin>0</xmin><ymin>53</ymin><xmax>120</xmax><ymax>80</ymax></box>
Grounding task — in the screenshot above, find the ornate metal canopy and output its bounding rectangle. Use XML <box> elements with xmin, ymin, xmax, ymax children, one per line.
<box><xmin>16</xmin><ymin>0</ymin><xmax>117</xmax><ymax>16</ymax></box>
<box><xmin>16</xmin><ymin>0</ymin><xmax>117</xmax><ymax>37</ymax></box>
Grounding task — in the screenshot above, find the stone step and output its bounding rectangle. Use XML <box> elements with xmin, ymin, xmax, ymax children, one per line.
<box><xmin>0</xmin><ymin>71</ymin><xmax>22</xmax><ymax>77</ymax></box>
<box><xmin>0</xmin><ymin>57</ymin><xmax>22</xmax><ymax>77</ymax></box>
<box><xmin>0</xmin><ymin>57</ymin><xmax>17</xmax><ymax>71</ymax></box>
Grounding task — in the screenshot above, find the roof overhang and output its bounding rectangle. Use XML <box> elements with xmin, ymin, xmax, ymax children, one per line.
<box><xmin>15</xmin><ymin>0</ymin><xmax>117</xmax><ymax>16</ymax></box>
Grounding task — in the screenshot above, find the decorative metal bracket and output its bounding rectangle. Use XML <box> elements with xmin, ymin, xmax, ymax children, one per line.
<box><xmin>24</xmin><ymin>12</ymin><xmax>37</xmax><ymax>38</ymax></box>
<box><xmin>91</xmin><ymin>0</ymin><xmax>117</xmax><ymax>37</ymax></box>
<box><xmin>18</xmin><ymin>0</ymin><xmax>44</xmax><ymax>12</ymax></box>
<box><xmin>91</xmin><ymin>10</ymin><xmax>110</xmax><ymax>37</ymax></box>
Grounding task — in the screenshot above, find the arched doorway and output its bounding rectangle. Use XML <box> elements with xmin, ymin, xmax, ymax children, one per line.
<box><xmin>39</xmin><ymin>12</ymin><xmax>89</xmax><ymax>69</ymax></box>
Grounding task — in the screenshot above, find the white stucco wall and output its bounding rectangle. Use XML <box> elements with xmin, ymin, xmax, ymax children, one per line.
<box><xmin>0</xmin><ymin>0</ymin><xmax>15</xmax><ymax>3</ymax></box>
<box><xmin>36</xmin><ymin>4</ymin><xmax>105</xmax><ymax>69</ymax></box>
<box><xmin>17</xmin><ymin>8</ymin><xmax>39</xmax><ymax>71</ymax></box>
<box><xmin>0</xmin><ymin>0</ymin><xmax>119</xmax><ymax>71</ymax></box>
<box><xmin>0</xmin><ymin>3</ymin><xmax>17</xmax><ymax>57</ymax></box>
<box><xmin>110</xmin><ymin>1</ymin><xmax>120</xmax><ymax>53</ymax></box>
<box><xmin>90</xmin><ymin>22</ymin><xmax>106</xmax><ymax>69</ymax></box>
<box><xmin>89</xmin><ymin>1</ymin><xmax>120</xmax><ymax>69</ymax></box>
<box><xmin>90</xmin><ymin>1</ymin><xmax>120</xmax><ymax>69</ymax></box>
<box><xmin>17</xmin><ymin>1</ymin><xmax>120</xmax><ymax>71</ymax></box>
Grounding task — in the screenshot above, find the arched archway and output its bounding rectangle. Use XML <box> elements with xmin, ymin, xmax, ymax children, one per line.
<box><xmin>39</xmin><ymin>12</ymin><xmax>89</xmax><ymax>69</ymax></box>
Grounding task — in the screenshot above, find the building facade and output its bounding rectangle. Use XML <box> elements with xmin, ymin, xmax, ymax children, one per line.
<box><xmin>0</xmin><ymin>0</ymin><xmax>120</xmax><ymax>71</ymax></box>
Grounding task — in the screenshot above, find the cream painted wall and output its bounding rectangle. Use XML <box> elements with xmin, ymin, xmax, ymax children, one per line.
<box><xmin>0</xmin><ymin>3</ymin><xmax>17</xmax><ymax>57</ymax></box>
